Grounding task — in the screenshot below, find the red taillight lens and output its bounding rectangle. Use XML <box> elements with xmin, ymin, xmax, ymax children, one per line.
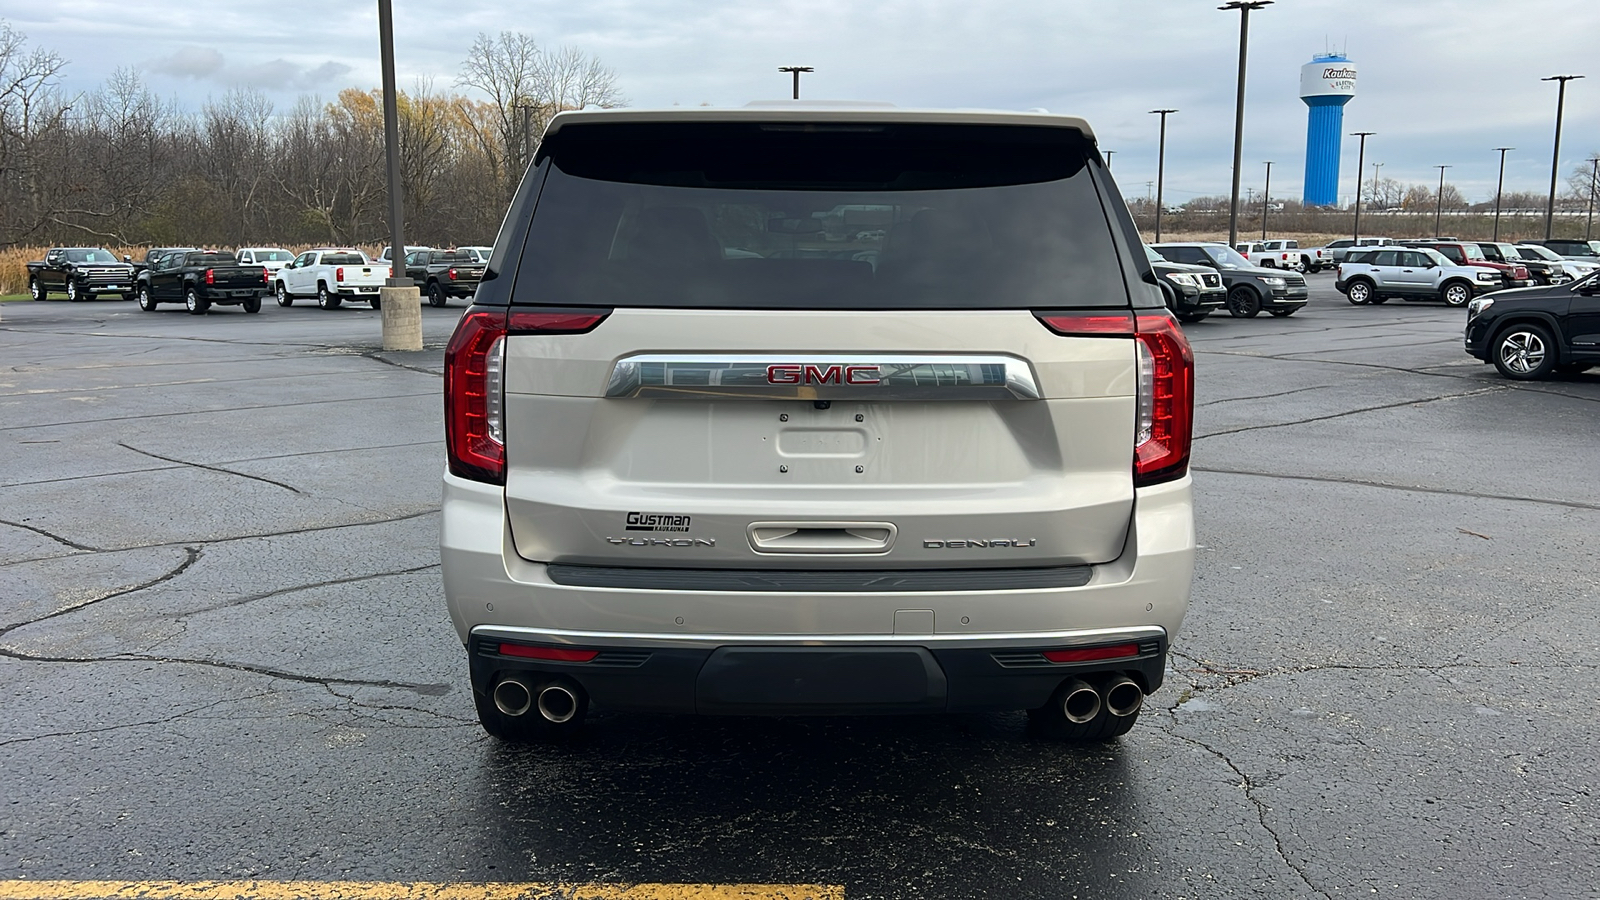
<box><xmin>1034</xmin><ymin>311</ymin><xmax>1135</xmax><ymax>336</ymax></box>
<box><xmin>262</xmin><ymin>267</ymin><xmax>270</xmax><ymax>283</ymax></box>
<box><xmin>204</xmin><ymin>269</ymin><xmax>214</xmax><ymax>285</ymax></box>
<box><xmin>445</xmin><ymin>307</ymin><xmax>610</xmax><ymax>484</ymax></box>
<box><xmin>336</xmin><ymin>266</ymin><xmax>345</xmax><ymax>282</ymax></box>
<box><xmin>448</xmin><ymin>268</ymin><xmax>458</xmax><ymax>281</ymax></box>
<box><xmin>1043</xmin><ymin>643</ymin><xmax>1140</xmax><ymax>663</ymax></box>
<box><xmin>498</xmin><ymin>643</ymin><xmax>599</xmax><ymax>662</ymax></box>
<box><xmin>1133</xmin><ymin>312</ymin><xmax>1194</xmax><ymax>486</ymax></box>
<box><xmin>445</xmin><ymin>309</ymin><xmax>509</xmax><ymax>484</ymax></box>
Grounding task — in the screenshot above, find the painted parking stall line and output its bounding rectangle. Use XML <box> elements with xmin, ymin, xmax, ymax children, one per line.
<box><xmin>0</xmin><ymin>884</ymin><xmax>843</xmax><ymax>900</ymax></box>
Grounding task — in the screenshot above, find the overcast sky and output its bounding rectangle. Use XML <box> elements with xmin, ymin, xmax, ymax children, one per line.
<box><xmin>5</xmin><ymin>0</ymin><xmax>1598</xmax><ymax>204</ymax></box>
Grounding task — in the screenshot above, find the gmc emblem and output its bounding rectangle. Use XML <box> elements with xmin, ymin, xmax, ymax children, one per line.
<box><xmin>766</xmin><ymin>364</ymin><xmax>881</xmax><ymax>385</ymax></box>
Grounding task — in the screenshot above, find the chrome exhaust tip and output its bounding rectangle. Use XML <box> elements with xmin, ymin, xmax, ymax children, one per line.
<box><xmin>1101</xmin><ymin>674</ymin><xmax>1145</xmax><ymax>718</ymax></box>
<box><xmin>536</xmin><ymin>683</ymin><xmax>580</xmax><ymax>724</ymax></box>
<box><xmin>492</xmin><ymin>677</ymin><xmax>533</xmax><ymax>717</ymax></box>
<box><xmin>1061</xmin><ymin>678</ymin><xmax>1103</xmax><ymax>724</ymax></box>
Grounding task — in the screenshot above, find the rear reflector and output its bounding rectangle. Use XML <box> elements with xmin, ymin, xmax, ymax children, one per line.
<box><xmin>498</xmin><ymin>643</ymin><xmax>599</xmax><ymax>662</ymax></box>
<box><xmin>1043</xmin><ymin>643</ymin><xmax>1140</xmax><ymax>663</ymax></box>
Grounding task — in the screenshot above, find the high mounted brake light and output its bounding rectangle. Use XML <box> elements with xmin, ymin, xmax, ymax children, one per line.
<box><xmin>1035</xmin><ymin>309</ymin><xmax>1194</xmax><ymax>487</ymax></box>
<box><xmin>445</xmin><ymin>307</ymin><xmax>611</xmax><ymax>485</ymax></box>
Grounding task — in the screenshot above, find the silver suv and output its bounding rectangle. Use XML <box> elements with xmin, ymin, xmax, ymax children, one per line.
<box><xmin>1335</xmin><ymin>246</ymin><xmax>1500</xmax><ymax>307</ymax></box>
<box><xmin>441</xmin><ymin>106</ymin><xmax>1196</xmax><ymax>743</ymax></box>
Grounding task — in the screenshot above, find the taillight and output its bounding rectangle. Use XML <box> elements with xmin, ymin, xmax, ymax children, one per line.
<box><xmin>262</xmin><ymin>267</ymin><xmax>269</xmax><ymax>283</ymax></box>
<box><xmin>445</xmin><ymin>307</ymin><xmax>610</xmax><ymax>484</ymax></box>
<box><xmin>204</xmin><ymin>269</ymin><xmax>214</xmax><ymax>285</ymax></box>
<box><xmin>1035</xmin><ymin>309</ymin><xmax>1193</xmax><ymax>485</ymax></box>
<box><xmin>448</xmin><ymin>268</ymin><xmax>458</xmax><ymax>281</ymax></box>
<box><xmin>336</xmin><ymin>266</ymin><xmax>345</xmax><ymax>282</ymax></box>
<box><xmin>1133</xmin><ymin>312</ymin><xmax>1194</xmax><ymax>486</ymax></box>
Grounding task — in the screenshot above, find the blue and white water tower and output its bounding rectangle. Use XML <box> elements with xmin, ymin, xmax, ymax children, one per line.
<box><xmin>1300</xmin><ymin>54</ymin><xmax>1358</xmax><ymax>207</ymax></box>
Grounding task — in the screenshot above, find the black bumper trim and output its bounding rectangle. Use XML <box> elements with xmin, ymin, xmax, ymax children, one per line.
<box><xmin>544</xmin><ymin>563</ymin><xmax>1094</xmax><ymax>593</ymax></box>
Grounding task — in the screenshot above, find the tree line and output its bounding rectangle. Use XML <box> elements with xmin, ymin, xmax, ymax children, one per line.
<box><xmin>0</xmin><ymin>23</ymin><xmax>622</xmax><ymax>251</ymax></box>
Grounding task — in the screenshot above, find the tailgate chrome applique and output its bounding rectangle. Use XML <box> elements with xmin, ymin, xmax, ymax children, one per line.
<box><xmin>604</xmin><ymin>354</ymin><xmax>1042</xmax><ymax>400</ymax></box>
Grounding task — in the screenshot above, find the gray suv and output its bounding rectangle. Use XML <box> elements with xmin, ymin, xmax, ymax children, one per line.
<box><xmin>441</xmin><ymin>106</ymin><xmax>1196</xmax><ymax>743</ymax></box>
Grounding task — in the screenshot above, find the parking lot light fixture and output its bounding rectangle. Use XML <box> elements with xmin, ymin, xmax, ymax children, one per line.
<box><xmin>1541</xmin><ymin>74</ymin><xmax>1584</xmax><ymax>240</ymax></box>
<box><xmin>1586</xmin><ymin>157</ymin><xmax>1599</xmax><ymax>241</ymax></box>
<box><xmin>1350</xmin><ymin>131</ymin><xmax>1374</xmax><ymax>242</ymax></box>
<box><xmin>1492</xmin><ymin>148</ymin><xmax>1514</xmax><ymax>242</ymax></box>
<box><xmin>377</xmin><ymin>0</ymin><xmax>421</xmax><ymax>351</ymax></box>
<box><xmin>778</xmin><ymin>66</ymin><xmax>814</xmax><ymax>100</ymax></box>
<box><xmin>1103</xmin><ymin>149</ymin><xmax>1114</xmax><ymax>171</ymax></box>
<box><xmin>1261</xmin><ymin>160</ymin><xmax>1273</xmax><ymax>240</ymax></box>
<box><xmin>1434</xmin><ymin>164</ymin><xmax>1452</xmax><ymax>239</ymax></box>
<box><xmin>1150</xmin><ymin>109</ymin><xmax>1177</xmax><ymax>242</ymax></box>
<box><xmin>1220</xmin><ymin>1</ymin><xmax>1273</xmax><ymax>248</ymax></box>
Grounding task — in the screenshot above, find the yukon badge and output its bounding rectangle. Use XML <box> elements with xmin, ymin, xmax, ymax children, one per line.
<box><xmin>607</xmin><ymin>537</ymin><xmax>715</xmax><ymax>547</ymax></box>
<box><xmin>924</xmin><ymin>539</ymin><xmax>1037</xmax><ymax>549</ymax></box>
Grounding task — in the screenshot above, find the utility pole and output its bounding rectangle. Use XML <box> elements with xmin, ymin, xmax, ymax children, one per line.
<box><xmin>778</xmin><ymin>66</ymin><xmax>814</xmax><ymax>100</ymax></box>
<box><xmin>376</xmin><ymin>0</ymin><xmax>421</xmax><ymax>351</ymax></box>
<box><xmin>514</xmin><ymin>102</ymin><xmax>538</xmax><ymax>173</ymax></box>
<box><xmin>1150</xmin><ymin>109</ymin><xmax>1177</xmax><ymax>242</ymax></box>
<box><xmin>1261</xmin><ymin>160</ymin><xmax>1273</xmax><ymax>240</ymax></box>
<box><xmin>1492</xmin><ymin>147</ymin><xmax>1514</xmax><ymax>242</ymax></box>
<box><xmin>1541</xmin><ymin>74</ymin><xmax>1584</xmax><ymax>239</ymax></box>
<box><xmin>1103</xmin><ymin>150</ymin><xmax>1114</xmax><ymax>171</ymax></box>
<box><xmin>1350</xmin><ymin>131</ymin><xmax>1374</xmax><ymax>242</ymax></box>
<box><xmin>1220</xmin><ymin>1</ymin><xmax>1272</xmax><ymax>248</ymax></box>
<box><xmin>1587</xmin><ymin>157</ymin><xmax>1600</xmax><ymax>241</ymax></box>
<box><xmin>1434</xmin><ymin>164</ymin><xmax>1452</xmax><ymax>239</ymax></box>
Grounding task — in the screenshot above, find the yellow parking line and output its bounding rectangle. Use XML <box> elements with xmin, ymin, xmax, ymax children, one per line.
<box><xmin>0</xmin><ymin>883</ymin><xmax>843</xmax><ymax>900</ymax></box>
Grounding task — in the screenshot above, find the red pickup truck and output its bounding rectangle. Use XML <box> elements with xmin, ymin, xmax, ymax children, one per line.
<box><xmin>1415</xmin><ymin>241</ymin><xmax>1532</xmax><ymax>289</ymax></box>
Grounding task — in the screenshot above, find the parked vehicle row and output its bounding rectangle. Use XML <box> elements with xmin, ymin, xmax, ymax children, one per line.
<box><xmin>1150</xmin><ymin>242</ymin><xmax>1310</xmax><ymax>317</ymax></box>
<box><xmin>24</xmin><ymin>244</ymin><xmax>495</xmax><ymax>312</ymax></box>
<box><xmin>1334</xmin><ymin>238</ymin><xmax>1597</xmax><ymax>308</ymax></box>
<box><xmin>1234</xmin><ymin>239</ymin><xmax>1329</xmax><ymax>273</ymax></box>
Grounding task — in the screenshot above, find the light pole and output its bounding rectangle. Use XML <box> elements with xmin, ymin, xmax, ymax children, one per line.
<box><xmin>1542</xmin><ymin>74</ymin><xmax>1584</xmax><ymax>239</ymax></box>
<box><xmin>514</xmin><ymin>102</ymin><xmax>538</xmax><ymax>172</ymax></box>
<box><xmin>1350</xmin><ymin>131</ymin><xmax>1374</xmax><ymax>242</ymax></box>
<box><xmin>1261</xmin><ymin>160</ymin><xmax>1273</xmax><ymax>240</ymax></box>
<box><xmin>778</xmin><ymin>66</ymin><xmax>814</xmax><ymax>100</ymax></box>
<box><xmin>1492</xmin><ymin>147</ymin><xmax>1513</xmax><ymax>242</ymax></box>
<box><xmin>1220</xmin><ymin>1</ymin><xmax>1272</xmax><ymax>248</ymax></box>
<box><xmin>1434</xmin><ymin>164</ymin><xmax>1452</xmax><ymax>239</ymax></box>
<box><xmin>1587</xmin><ymin>157</ymin><xmax>1600</xmax><ymax>241</ymax></box>
<box><xmin>1103</xmin><ymin>150</ymin><xmax>1114</xmax><ymax>171</ymax></box>
<box><xmin>1150</xmin><ymin>108</ymin><xmax>1177</xmax><ymax>242</ymax></box>
<box><xmin>376</xmin><ymin>0</ymin><xmax>421</xmax><ymax>351</ymax></box>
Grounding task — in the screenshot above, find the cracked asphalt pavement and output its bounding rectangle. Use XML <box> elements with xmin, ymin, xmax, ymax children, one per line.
<box><xmin>1</xmin><ymin>286</ymin><xmax>1596</xmax><ymax>899</ymax></box>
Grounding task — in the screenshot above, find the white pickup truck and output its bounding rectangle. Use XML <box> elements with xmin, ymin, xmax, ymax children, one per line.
<box><xmin>1235</xmin><ymin>240</ymin><xmax>1317</xmax><ymax>271</ymax></box>
<box><xmin>273</xmin><ymin>248</ymin><xmax>390</xmax><ymax>309</ymax></box>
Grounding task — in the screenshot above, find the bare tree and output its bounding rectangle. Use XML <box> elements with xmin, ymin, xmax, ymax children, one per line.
<box><xmin>0</xmin><ymin>19</ymin><xmax>71</xmax><ymax>246</ymax></box>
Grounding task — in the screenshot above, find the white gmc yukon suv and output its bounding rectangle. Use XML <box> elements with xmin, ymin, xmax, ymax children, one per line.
<box><xmin>441</xmin><ymin>105</ymin><xmax>1196</xmax><ymax>742</ymax></box>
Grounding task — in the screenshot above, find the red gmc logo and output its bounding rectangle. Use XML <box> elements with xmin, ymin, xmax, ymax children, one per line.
<box><xmin>766</xmin><ymin>364</ymin><xmax>881</xmax><ymax>385</ymax></box>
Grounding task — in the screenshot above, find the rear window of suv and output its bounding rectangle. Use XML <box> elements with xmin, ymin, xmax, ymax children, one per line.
<box><xmin>514</xmin><ymin>121</ymin><xmax>1130</xmax><ymax>309</ymax></box>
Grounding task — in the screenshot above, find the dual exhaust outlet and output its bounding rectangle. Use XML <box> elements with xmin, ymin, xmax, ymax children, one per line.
<box><xmin>1060</xmin><ymin>674</ymin><xmax>1144</xmax><ymax>724</ymax></box>
<box><xmin>492</xmin><ymin>677</ymin><xmax>581</xmax><ymax>723</ymax></box>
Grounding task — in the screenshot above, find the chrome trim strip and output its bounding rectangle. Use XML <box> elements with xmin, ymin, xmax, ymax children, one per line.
<box><xmin>603</xmin><ymin>354</ymin><xmax>1042</xmax><ymax>400</ymax></box>
<box><xmin>472</xmin><ymin>623</ymin><xmax>1166</xmax><ymax>651</ymax></box>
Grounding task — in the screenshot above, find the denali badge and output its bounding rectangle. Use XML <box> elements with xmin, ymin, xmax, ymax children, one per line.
<box><xmin>924</xmin><ymin>539</ymin><xmax>1037</xmax><ymax>549</ymax></box>
<box><xmin>606</xmin><ymin>537</ymin><xmax>716</xmax><ymax>547</ymax></box>
<box><xmin>626</xmin><ymin>512</ymin><xmax>692</xmax><ymax>532</ymax></box>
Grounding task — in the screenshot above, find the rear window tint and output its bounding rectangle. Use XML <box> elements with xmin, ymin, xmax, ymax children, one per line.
<box><xmin>189</xmin><ymin>253</ymin><xmax>237</xmax><ymax>266</ymax></box>
<box><xmin>513</xmin><ymin>122</ymin><xmax>1129</xmax><ymax>309</ymax></box>
<box><xmin>322</xmin><ymin>253</ymin><xmax>367</xmax><ymax>266</ymax></box>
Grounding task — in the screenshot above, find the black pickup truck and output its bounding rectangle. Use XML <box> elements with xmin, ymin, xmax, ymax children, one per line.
<box><xmin>403</xmin><ymin>249</ymin><xmax>487</xmax><ymax>307</ymax></box>
<box><xmin>130</xmin><ymin>246</ymin><xmax>197</xmax><ymax>281</ymax></box>
<box><xmin>136</xmin><ymin>250</ymin><xmax>270</xmax><ymax>315</ymax></box>
<box><xmin>26</xmin><ymin>248</ymin><xmax>138</xmax><ymax>301</ymax></box>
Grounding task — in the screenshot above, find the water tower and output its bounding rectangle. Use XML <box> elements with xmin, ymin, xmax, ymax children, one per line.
<box><xmin>1300</xmin><ymin>53</ymin><xmax>1358</xmax><ymax>207</ymax></box>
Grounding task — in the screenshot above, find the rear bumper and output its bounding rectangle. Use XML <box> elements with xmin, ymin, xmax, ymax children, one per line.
<box><xmin>441</xmin><ymin>471</ymin><xmax>1193</xmax><ymax>712</ymax></box>
<box><xmin>468</xmin><ymin>629</ymin><xmax>1167</xmax><ymax>714</ymax></box>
